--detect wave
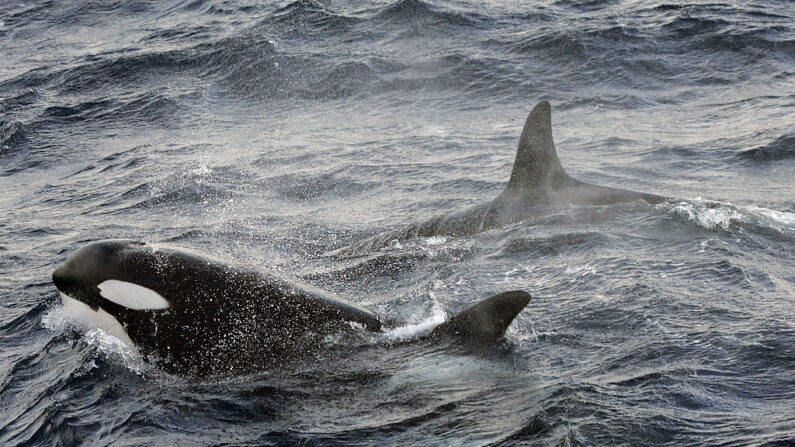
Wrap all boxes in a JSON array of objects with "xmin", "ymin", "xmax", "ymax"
[
  {"xmin": 305, "ymin": 251, "xmax": 425, "ymax": 283},
  {"xmin": 661, "ymin": 199, "xmax": 795, "ymax": 236},
  {"xmin": 3, "ymin": 0, "xmax": 788, "ymax": 118},
  {"xmin": 498, "ymin": 232, "xmax": 612, "ymax": 258},
  {"xmin": 268, "ymin": 170, "xmax": 377, "ymax": 201},
  {"xmin": 736, "ymin": 135, "xmax": 795, "ymax": 162},
  {"xmin": 141, "ymin": 24, "xmax": 214, "ymax": 44},
  {"xmin": 41, "ymin": 93, "xmax": 183, "ymax": 126},
  {"xmin": 0, "ymin": 89, "xmax": 39, "ymax": 114},
  {"xmin": 0, "ymin": 33, "xmax": 377, "ymax": 103},
  {"xmin": 376, "ymin": 0, "xmax": 487, "ymax": 27},
  {"xmin": 267, "ymin": 0, "xmax": 360, "ymax": 33},
  {"xmin": 0, "ymin": 120, "xmax": 27, "ymax": 153},
  {"xmin": 1, "ymin": 0, "xmax": 155, "ymax": 30}
]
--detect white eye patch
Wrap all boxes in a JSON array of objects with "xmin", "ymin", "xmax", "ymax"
[{"xmin": 98, "ymin": 280, "xmax": 170, "ymax": 310}]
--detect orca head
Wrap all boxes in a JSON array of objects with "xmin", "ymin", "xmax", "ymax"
[{"xmin": 52, "ymin": 239, "xmax": 169, "ymax": 311}]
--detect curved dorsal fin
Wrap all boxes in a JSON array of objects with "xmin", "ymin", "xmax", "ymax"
[
  {"xmin": 431, "ymin": 291, "xmax": 531, "ymax": 342},
  {"xmin": 506, "ymin": 101, "xmax": 570, "ymax": 192}
]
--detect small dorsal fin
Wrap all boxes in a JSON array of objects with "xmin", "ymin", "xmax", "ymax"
[
  {"xmin": 506, "ymin": 101, "xmax": 570, "ymax": 191},
  {"xmin": 431, "ymin": 291, "xmax": 531, "ymax": 342}
]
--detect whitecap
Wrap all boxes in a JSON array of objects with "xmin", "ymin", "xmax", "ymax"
[
  {"xmin": 662, "ymin": 199, "xmax": 795, "ymax": 233},
  {"xmin": 746, "ymin": 206, "xmax": 795, "ymax": 229},
  {"xmin": 190, "ymin": 164, "xmax": 212, "ymax": 176},
  {"xmin": 665, "ymin": 199, "xmax": 744, "ymax": 231}
]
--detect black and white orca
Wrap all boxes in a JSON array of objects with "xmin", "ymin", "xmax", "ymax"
[
  {"xmin": 347, "ymin": 101, "xmax": 668, "ymax": 251},
  {"xmin": 52, "ymin": 239, "xmax": 530, "ymax": 375}
]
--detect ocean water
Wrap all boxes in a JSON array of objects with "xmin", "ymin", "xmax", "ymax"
[{"xmin": 1, "ymin": 0, "xmax": 793, "ymax": 445}]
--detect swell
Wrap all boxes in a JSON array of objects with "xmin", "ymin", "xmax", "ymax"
[
  {"xmin": 1, "ymin": 0, "xmax": 790, "ymax": 149},
  {"xmin": 266, "ymin": 0, "xmax": 361, "ymax": 34},
  {"xmin": 736, "ymin": 135, "xmax": 795, "ymax": 162},
  {"xmin": 373, "ymin": 0, "xmax": 488, "ymax": 28}
]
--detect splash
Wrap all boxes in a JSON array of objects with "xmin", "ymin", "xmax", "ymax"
[
  {"xmin": 190, "ymin": 164, "xmax": 212, "ymax": 177},
  {"xmin": 423, "ymin": 236, "xmax": 448, "ymax": 246},
  {"xmin": 382, "ymin": 295, "xmax": 447, "ymax": 342},
  {"xmin": 41, "ymin": 301, "xmax": 149, "ymax": 374},
  {"xmin": 81, "ymin": 329, "xmax": 149, "ymax": 374},
  {"xmin": 386, "ymin": 235, "xmax": 448, "ymax": 252}
]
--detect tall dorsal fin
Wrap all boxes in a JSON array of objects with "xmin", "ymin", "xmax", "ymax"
[{"xmin": 506, "ymin": 101, "xmax": 570, "ymax": 192}]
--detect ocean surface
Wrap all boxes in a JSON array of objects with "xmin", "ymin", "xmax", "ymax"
[{"xmin": 1, "ymin": 0, "xmax": 794, "ymax": 445}]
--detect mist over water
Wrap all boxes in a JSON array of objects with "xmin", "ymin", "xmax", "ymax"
[{"xmin": 1, "ymin": 0, "xmax": 793, "ymax": 445}]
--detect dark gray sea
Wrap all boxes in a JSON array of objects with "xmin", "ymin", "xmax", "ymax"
[{"xmin": 1, "ymin": 0, "xmax": 793, "ymax": 445}]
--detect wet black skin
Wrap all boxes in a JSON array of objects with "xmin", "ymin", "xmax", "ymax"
[
  {"xmin": 52, "ymin": 240, "xmax": 530, "ymax": 376},
  {"xmin": 53, "ymin": 240, "xmax": 382, "ymax": 375}
]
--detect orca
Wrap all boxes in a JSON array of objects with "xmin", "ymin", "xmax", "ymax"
[
  {"xmin": 51, "ymin": 239, "xmax": 530, "ymax": 375},
  {"xmin": 345, "ymin": 101, "xmax": 667, "ymax": 252}
]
